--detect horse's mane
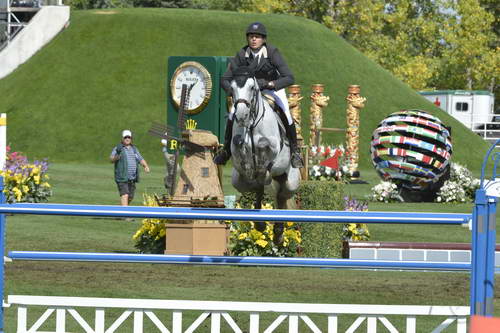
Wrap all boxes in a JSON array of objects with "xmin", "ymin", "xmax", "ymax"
[{"xmin": 232, "ymin": 66, "xmax": 254, "ymax": 88}]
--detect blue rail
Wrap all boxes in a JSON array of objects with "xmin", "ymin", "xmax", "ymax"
[
  {"xmin": 8, "ymin": 251, "xmax": 472, "ymax": 271},
  {"xmin": 0, "ymin": 203, "xmax": 471, "ymax": 225}
]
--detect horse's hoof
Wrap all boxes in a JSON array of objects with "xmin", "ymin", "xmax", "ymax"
[{"xmin": 254, "ymin": 222, "xmax": 266, "ymax": 232}]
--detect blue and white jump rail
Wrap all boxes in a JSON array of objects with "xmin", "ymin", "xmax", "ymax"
[{"xmin": 0, "ymin": 142, "xmax": 498, "ymax": 332}]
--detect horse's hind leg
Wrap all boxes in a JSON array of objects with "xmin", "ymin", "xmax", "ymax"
[
  {"xmin": 272, "ymin": 178, "xmax": 298, "ymax": 246},
  {"xmin": 254, "ymin": 189, "xmax": 266, "ymax": 232}
]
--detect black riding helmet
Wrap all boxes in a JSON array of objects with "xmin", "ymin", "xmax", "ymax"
[{"xmin": 246, "ymin": 22, "xmax": 267, "ymax": 37}]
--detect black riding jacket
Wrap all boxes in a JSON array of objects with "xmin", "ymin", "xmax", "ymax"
[{"xmin": 221, "ymin": 44, "xmax": 294, "ymax": 94}]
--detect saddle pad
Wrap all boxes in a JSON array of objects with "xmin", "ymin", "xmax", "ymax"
[{"xmin": 263, "ymin": 93, "xmax": 276, "ymax": 110}]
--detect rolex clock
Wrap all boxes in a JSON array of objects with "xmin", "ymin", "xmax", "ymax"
[
  {"xmin": 167, "ymin": 56, "xmax": 230, "ymax": 143},
  {"xmin": 170, "ymin": 61, "xmax": 212, "ymax": 115}
]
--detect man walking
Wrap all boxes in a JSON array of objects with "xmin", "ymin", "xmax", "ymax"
[{"xmin": 110, "ymin": 130, "xmax": 150, "ymax": 206}]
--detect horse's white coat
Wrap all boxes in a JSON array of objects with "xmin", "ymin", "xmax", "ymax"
[{"xmin": 230, "ymin": 77, "xmax": 300, "ymax": 208}]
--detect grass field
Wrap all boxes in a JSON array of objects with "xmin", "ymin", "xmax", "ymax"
[{"xmin": 3, "ymin": 162, "xmax": 499, "ymax": 332}]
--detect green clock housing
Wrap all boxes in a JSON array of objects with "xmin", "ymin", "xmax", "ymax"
[{"xmin": 167, "ymin": 56, "xmax": 230, "ymax": 145}]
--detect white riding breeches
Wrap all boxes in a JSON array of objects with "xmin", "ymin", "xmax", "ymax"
[{"xmin": 228, "ymin": 88, "xmax": 293, "ymax": 125}]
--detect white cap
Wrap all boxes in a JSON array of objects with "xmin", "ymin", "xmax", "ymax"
[{"xmin": 122, "ymin": 130, "xmax": 132, "ymax": 138}]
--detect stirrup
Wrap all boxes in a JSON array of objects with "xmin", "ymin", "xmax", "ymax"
[{"xmin": 214, "ymin": 150, "xmax": 231, "ymax": 165}]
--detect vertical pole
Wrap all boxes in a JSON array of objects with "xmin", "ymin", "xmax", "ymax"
[
  {"xmin": 470, "ymin": 188, "xmax": 487, "ymax": 315},
  {"xmin": 484, "ymin": 196, "xmax": 497, "ymax": 316},
  {"xmin": 0, "ymin": 176, "xmax": 5, "ymax": 333},
  {"xmin": 0, "ymin": 114, "xmax": 7, "ymax": 170}
]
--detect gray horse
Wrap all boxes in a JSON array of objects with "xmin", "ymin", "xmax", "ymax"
[{"xmin": 229, "ymin": 64, "xmax": 300, "ymax": 244}]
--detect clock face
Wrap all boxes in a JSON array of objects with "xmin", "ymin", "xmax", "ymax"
[{"xmin": 170, "ymin": 61, "xmax": 212, "ymax": 115}]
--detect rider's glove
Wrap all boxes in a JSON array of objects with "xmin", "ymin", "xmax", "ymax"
[
  {"xmin": 257, "ymin": 79, "xmax": 268, "ymax": 90},
  {"xmin": 115, "ymin": 144, "xmax": 123, "ymax": 154}
]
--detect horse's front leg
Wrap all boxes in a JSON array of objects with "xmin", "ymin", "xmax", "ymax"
[
  {"xmin": 255, "ymin": 137, "xmax": 274, "ymax": 185},
  {"xmin": 254, "ymin": 189, "xmax": 266, "ymax": 232}
]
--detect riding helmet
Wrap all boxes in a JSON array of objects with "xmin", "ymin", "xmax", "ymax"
[{"xmin": 246, "ymin": 22, "xmax": 267, "ymax": 37}]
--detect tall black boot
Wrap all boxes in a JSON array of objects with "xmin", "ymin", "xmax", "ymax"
[
  {"xmin": 285, "ymin": 121, "xmax": 304, "ymax": 168},
  {"xmin": 214, "ymin": 118, "xmax": 234, "ymax": 165}
]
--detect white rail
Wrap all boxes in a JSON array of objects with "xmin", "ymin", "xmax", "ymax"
[{"xmin": 7, "ymin": 295, "xmax": 469, "ymax": 333}]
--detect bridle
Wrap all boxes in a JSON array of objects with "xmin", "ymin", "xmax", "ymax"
[{"xmin": 233, "ymin": 77, "xmax": 265, "ymax": 130}]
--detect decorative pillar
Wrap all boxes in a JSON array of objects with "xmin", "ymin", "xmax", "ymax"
[
  {"xmin": 309, "ymin": 84, "xmax": 330, "ymax": 147},
  {"xmin": 345, "ymin": 85, "xmax": 366, "ymax": 179},
  {"xmin": 288, "ymin": 85, "xmax": 303, "ymax": 143}
]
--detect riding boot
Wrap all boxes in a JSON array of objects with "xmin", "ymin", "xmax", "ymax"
[
  {"xmin": 285, "ymin": 122, "xmax": 304, "ymax": 168},
  {"xmin": 214, "ymin": 118, "xmax": 234, "ymax": 165}
]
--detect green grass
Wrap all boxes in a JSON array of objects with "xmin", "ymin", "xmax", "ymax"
[
  {"xmin": 0, "ymin": 8, "xmax": 490, "ymax": 170},
  {"xmin": 3, "ymin": 162, "xmax": 499, "ymax": 331}
]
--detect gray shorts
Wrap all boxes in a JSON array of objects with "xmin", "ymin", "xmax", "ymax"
[{"xmin": 117, "ymin": 181, "xmax": 136, "ymax": 199}]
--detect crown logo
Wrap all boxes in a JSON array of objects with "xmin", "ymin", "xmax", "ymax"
[{"xmin": 185, "ymin": 119, "xmax": 197, "ymax": 130}]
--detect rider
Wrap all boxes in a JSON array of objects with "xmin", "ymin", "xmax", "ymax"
[{"xmin": 214, "ymin": 22, "xmax": 304, "ymax": 168}]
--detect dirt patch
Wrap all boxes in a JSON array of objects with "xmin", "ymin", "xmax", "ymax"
[{"xmin": 93, "ymin": 11, "xmax": 117, "ymax": 15}]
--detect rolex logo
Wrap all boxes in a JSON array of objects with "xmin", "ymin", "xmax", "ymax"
[{"xmin": 185, "ymin": 119, "xmax": 197, "ymax": 130}]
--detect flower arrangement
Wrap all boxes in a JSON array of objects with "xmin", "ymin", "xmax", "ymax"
[
  {"xmin": 342, "ymin": 196, "xmax": 370, "ymax": 241},
  {"xmin": 370, "ymin": 181, "xmax": 401, "ymax": 203},
  {"xmin": 229, "ymin": 193, "xmax": 301, "ymax": 257},
  {"xmin": 133, "ymin": 194, "xmax": 166, "ymax": 253},
  {"xmin": 1, "ymin": 146, "xmax": 52, "ymax": 203},
  {"xmin": 435, "ymin": 162, "xmax": 479, "ymax": 203},
  {"xmin": 308, "ymin": 144, "xmax": 347, "ymax": 181}
]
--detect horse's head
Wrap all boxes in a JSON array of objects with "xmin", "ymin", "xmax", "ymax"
[{"xmin": 230, "ymin": 64, "xmax": 259, "ymax": 129}]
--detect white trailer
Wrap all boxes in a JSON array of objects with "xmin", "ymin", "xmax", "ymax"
[{"xmin": 419, "ymin": 90, "xmax": 496, "ymax": 132}]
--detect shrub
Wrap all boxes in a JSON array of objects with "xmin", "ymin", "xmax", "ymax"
[
  {"xmin": 133, "ymin": 194, "xmax": 166, "ymax": 253},
  {"xmin": 435, "ymin": 162, "xmax": 479, "ymax": 203},
  {"xmin": 296, "ymin": 181, "xmax": 345, "ymax": 258},
  {"xmin": 228, "ymin": 192, "xmax": 301, "ymax": 257},
  {"xmin": 370, "ymin": 181, "xmax": 401, "ymax": 202},
  {"xmin": 1, "ymin": 147, "xmax": 52, "ymax": 203}
]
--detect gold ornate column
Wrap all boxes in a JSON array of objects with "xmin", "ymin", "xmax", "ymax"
[
  {"xmin": 288, "ymin": 85, "xmax": 303, "ymax": 143},
  {"xmin": 345, "ymin": 85, "xmax": 366, "ymax": 178},
  {"xmin": 310, "ymin": 84, "xmax": 330, "ymax": 147}
]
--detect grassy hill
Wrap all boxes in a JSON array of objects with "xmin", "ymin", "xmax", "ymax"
[{"xmin": 0, "ymin": 8, "xmax": 490, "ymax": 169}]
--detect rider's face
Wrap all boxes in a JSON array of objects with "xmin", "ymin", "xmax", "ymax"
[{"xmin": 247, "ymin": 34, "xmax": 265, "ymax": 50}]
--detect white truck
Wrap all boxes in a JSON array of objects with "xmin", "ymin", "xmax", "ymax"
[{"xmin": 419, "ymin": 90, "xmax": 497, "ymax": 136}]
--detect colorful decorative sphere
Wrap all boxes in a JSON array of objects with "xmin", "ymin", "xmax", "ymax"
[{"xmin": 370, "ymin": 110, "xmax": 452, "ymax": 191}]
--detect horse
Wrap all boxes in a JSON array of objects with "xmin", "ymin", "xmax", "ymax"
[{"xmin": 228, "ymin": 63, "xmax": 301, "ymax": 244}]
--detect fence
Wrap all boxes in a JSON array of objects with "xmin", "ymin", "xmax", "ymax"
[{"xmin": 0, "ymin": 143, "xmax": 498, "ymax": 332}]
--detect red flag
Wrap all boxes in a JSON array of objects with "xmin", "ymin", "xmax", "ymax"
[{"xmin": 319, "ymin": 150, "xmax": 342, "ymax": 170}]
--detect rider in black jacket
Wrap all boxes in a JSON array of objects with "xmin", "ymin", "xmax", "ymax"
[{"xmin": 214, "ymin": 22, "xmax": 304, "ymax": 168}]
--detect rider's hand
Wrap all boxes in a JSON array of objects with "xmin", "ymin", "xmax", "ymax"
[
  {"xmin": 257, "ymin": 79, "xmax": 268, "ymax": 90},
  {"xmin": 115, "ymin": 144, "xmax": 123, "ymax": 154}
]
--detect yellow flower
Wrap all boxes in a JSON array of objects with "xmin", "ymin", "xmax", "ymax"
[
  {"xmin": 22, "ymin": 185, "xmax": 29, "ymax": 193},
  {"xmin": 13, "ymin": 187, "xmax": 22, "ymax": 201},
  {"xmin": 42, "ymin": 182, "xmax": 51, "ymax": 188},
  {"xmin": 249, "ymin": 229, "xmax": 262, "ymax": 241},
  {"xmin": 33, "ymin": 175, "xmax": 40, "ymax": 184},
  {"xmin": 255, "ymin": 239, "xmax": 268, "ymax": 248},
  {"xmin": 238, "ymin": 233, "xmax": 248, "ymax": 240},
  {"xmin": 286, "ymin": 222, "xmax": 294, "ymax": 227},
  {"xmin": 44, "ymin": 174, "xmax": 50, "ymax": 180}
]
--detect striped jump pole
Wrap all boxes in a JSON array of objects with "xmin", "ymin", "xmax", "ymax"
[
  {"xmin": 7, "ymin": 251, "xmax": 472, "ymax": 271},
  {"xmin": 0, "ymin": 203, "xmax": 472, "ymax": 225}
]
